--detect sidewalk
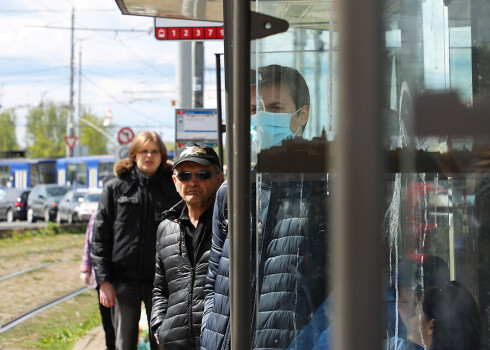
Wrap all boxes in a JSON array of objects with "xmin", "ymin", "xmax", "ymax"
[{"xmin": 72, "ymin": 325, "xmax": 107, "ymax": 350}]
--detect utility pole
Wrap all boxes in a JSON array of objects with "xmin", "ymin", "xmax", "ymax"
[
  {"xmin": 77, "ymin": 45, "xmax": 82, "ymax": 156},
  {"xmin": 66, "ymin": 7, "xmax": 75, "ymax": 157},
  {"xmin": 192, "ymin": 42, "xmax": 204, "ymax": 108}
]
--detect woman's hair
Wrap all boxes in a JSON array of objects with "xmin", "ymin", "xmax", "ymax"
[
  {"xmin": 422, "ymin": 281, "xmax": 481, "ymax": 350},
  {"xmin": 114, "ymin": 130, "xmax": 169, "ymax": 177}
]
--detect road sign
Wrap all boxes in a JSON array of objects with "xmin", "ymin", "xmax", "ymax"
[
  {"xmin": 118, "ymin": 127, "xmax": 135, "ymax": 145},
  {"xmin": 117, "ymin": 145, "xmax": 130, "ymax": 160},
  {"xmin": 154, "ymin": 18, "xmax": 223, "ymax": 41},
  {"xmin": 103, "ymin": 109, "xmax": 112, "ymax": 127},
  {"xmin": 64, "ymin": 136, "xmax": 78, "ymax": 150}
]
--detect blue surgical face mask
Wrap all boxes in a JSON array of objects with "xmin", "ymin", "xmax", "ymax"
[{"xmin": 250, "ymin": 108, "xmax": 301, "ymax": 151}]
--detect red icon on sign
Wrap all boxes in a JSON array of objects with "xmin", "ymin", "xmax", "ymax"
[
  {"xmin": 64, "ymin": 136, "xmax": 78, "ymax": 150},
  {"xmin": 193, "ymin": 27, "xmax": 204, "ymax": 39},
  {"xmin": 181, "ymin": 27, "xmax": 192, "ymax": 39},
  {"xmin": 118, "ymin": 127, "xmax": 135, "ymax": 145},
  {"xmin": 167, "ymin": 28, "xmax": 180, "ymax": 39},
  {"xmin": 155, "ymin": 26, "xmax": 224, "ymax": 40},
  {"xmin": 217, "ymin": 27, "xmax": 224, "ymax": 39},
  {"xmin": 205, "ymin": 27, "xmax": 216, "ymax": 39}
]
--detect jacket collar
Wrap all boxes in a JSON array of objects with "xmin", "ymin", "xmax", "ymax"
[{"xmin": 163, "ymin": 199, "xmax": 186, "ymax": 221}]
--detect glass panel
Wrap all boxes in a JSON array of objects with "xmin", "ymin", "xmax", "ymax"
[
  {"xmin": 66, "ymin": 164, "xmax": 76, "ymax": 187},
  {"xmin": 251, "ymin": 0, "xmax": 490, "ymax": 349},
  {"xmin": 0, "ymin": 165, "xmax": 10, "ymax": 187},
  {"xmin": 381, "ymin": 0, "xmax": 490, "ymax": 349},
  {"xmin": 98, "ymin": 162, "xmax": 114, "ymax": 185},
  {"xmin": 251, "ymin": 4, "xmax": 332, "ymax": 347},
  {"xmin": 29, "ymin": 164, "xmax": 38, "ymax": 187},
  {"xmin": 38, "ymin": 162, "xmax": 56, "ymax": 184}
]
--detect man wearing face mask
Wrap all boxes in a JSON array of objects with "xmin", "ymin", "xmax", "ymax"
[
  {"xmin": 201, "ymin": 65, "xmax": 327, "ymax": 350},
  {"xmin": 250, "ymin": 64, "xmax": 310, "ymax": 152}
]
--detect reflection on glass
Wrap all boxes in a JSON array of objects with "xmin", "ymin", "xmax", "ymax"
[{"xmin": 251, "ymin": 0, "xmax": 490, "ymax": 348}]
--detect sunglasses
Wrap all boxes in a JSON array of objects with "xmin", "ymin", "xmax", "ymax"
[{"xmin": 176, "ymin": 171, "xmax": 216, "ymax": 182}]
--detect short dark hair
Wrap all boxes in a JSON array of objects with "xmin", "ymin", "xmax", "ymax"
[
  {"xmin": 423, "ymin": 281, "xmax": 481, "ymax": 350},
  {"xmin": 255, "ymin": 64, "xmax": 310, "ymax": 110}
]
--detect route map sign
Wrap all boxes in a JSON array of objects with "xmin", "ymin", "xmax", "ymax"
[
  {"xmin": 175, "ymin": 109, "xmax": 218, "ymax": 144},
  {"xmin": 154, "ymin": 18, "xmax": 223, "ymax": 41}
]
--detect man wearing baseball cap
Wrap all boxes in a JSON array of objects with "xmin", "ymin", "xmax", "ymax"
[{"xmin": 150, "ymin": 142, "xmax": 223, "ymax": 349}]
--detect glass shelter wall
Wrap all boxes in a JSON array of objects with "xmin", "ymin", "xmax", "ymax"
[{"xmin": 250, "ymin": 0, "xmax": 490, "ymax": 348}]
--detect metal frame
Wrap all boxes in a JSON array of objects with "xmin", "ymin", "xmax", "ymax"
[{"xmin": 332, "ymin": 0, "xmax": 384, "ymax": 349}]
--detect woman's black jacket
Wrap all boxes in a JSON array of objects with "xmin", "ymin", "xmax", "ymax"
[{"xmin": 90, "ymin": 167, "xmax": 180, "ymax": 285}]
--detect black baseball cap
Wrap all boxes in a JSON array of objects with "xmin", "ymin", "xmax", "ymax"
[{"xmin": 172, "ymin": 142, "xmax": 221, "ymax": 170}]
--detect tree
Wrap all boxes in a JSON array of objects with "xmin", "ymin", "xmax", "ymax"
[
  {"xmin": 80, "ymin": 111, "xmax": 108, "ymax": 155},
  {"xmin": 26, "ymin": 102, "xmax": 67, "ymax": 157},
  {"xmin": 0, "ymin": 110, "xmax": 19, "ymax": 151}
]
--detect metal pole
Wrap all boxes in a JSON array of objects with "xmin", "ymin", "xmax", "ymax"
[
  {"xmin": 192, "ymin": 42, "xmax": 204, "ymax": 108},
  {"xmin": 67, "ymin": 7, "xmax": 75, "ymax": 157},
  {"xmin": 77, "ymin": 46, "xmax": 82, "ymax": 156},
  {"xmin": 230, "ymin": 0, "xmax": 251, "ymax": 347},
  {"xmin": 333, "ymin": 0, "xmax": 383, "ymax": 350},
  {"xmin": 215, "ymin": 53, "xmax": 224, "ymax": 165}
]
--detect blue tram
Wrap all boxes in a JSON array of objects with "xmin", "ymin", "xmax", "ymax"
[
  {"xmin": 55, "ymin": 155, "xmax": 115, "ymax": 190},
  {"xmin": 0, "ymin": 158, "xmax": 57, "ymax": 189}
]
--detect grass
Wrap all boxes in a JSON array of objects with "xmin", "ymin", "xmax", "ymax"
[
  {"xmin": 0, "ymin": 224, "xmax": 100, "ymax": 350},
  {"xmin": 0, "ymin": 289, "xmax": 101, "ymax": 350}
]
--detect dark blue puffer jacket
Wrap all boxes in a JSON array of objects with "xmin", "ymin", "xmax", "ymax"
[{"xmin": 200, "ymin": 183, "xmax": 231, "ymax": 350}]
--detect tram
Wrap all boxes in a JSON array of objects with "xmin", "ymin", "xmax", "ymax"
[
  {"xmin": 0, "ymin": 158, "xmax": 57, "ymax": 189},
  {"xmin": 114, "ymin": 0, "xmax": 490, "ymax": 348},
  {"xmin": 55, "ymin": 155, "xmax": 115, "ymax": 190}
]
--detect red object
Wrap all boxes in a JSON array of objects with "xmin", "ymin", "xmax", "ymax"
[
  {"xmin": 193, "ymin": 27, "xmax": 204, "ymax": 39},
  {"xmin": 155, "ymin": 28, "xmax": 167, "ymax": 40},
  {"xmin": 217, "ymin": 27, "xmax": 224, "ymax": 39},
  {"xmin": 180, "ymin": 27, "xmax": 192, "ymax": 39},
  {"xmin": 15, "ymin": 200, "xmax": 23, "ymax": 208},
  {"xmin": 204, "ymin": 27, "xmax": 216, "ymax": 39},
  {"xmin": 64, "ymin": 136, "xmax": 78, "ymax": 150},
  {"xmin": 167, "ymin": 27, "xmax": 180, "ymax": 39},
  {"xmin": 117, "ymin": 127, "xmax": 135, "ymax": 145}
]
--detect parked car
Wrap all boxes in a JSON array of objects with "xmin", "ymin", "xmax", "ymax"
[
  {"xmin": 78, "ymin": 192, "xmax": 101, "ymax": 222},
  {"xmin": 0, "ymin": 188, "xmax": 31, "ymax": 222},
  {"xmin": 56, "ymin": 190, "xmax": 86, "ymax": 224},
  {"xmin": 27, "ymin": 184, "xmax": 71, "ymax": 223}
]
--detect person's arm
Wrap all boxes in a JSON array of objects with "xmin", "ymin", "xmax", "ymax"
[
  {"xmin": 202, "ymin": 183, "xmax": 228, "ymax": 331},
  {"xmin": 151, "ymin": 225, "xmax": 169, "ymax": 336},
  {"xmin": 90, "ymin": 185, "xmax": 116, "ymax": 306},
  {"xmin": 80, "ymin": 212, "xmax": 96, "ymax": 284}
]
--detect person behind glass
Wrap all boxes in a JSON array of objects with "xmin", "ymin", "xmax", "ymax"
[
  {"xmin": 90, "ymin": 131, "xmax": 180, "ymax": 350},
  {"xmin": 201, "ymin": 64, "xmax": 314, "ymax": 350},
  {"xmin": 80, "ymin": 210, "xmax": 116, "ymax": 350},
  {"xmin": 411, "ymin": 281, "xmax": 482, "ymax": 350},
  {"xmin": 150, "ymin": 142, "xmax": 223, "ymax": 349}
]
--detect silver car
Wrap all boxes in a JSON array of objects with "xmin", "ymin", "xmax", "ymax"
[{"xmin": 56, "ymin": 190, "xmax": 86, "ymax": 224}]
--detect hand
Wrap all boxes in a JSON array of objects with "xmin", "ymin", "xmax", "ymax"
[
  {"xmin": 99, "ymin": 281, "xmax": 116, "ymax": 307},
  {"xmin": 80, "ymin": 272, "xmax": 91, "ymax": 285}
]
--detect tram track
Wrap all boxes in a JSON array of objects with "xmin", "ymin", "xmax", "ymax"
[
  {"xmin": 0, "ymin": 286, "xmax": 92, "ymax": 334},
  {"xmin": 0, "ymin": 260, "xmax": 62, "ymax": 282}
]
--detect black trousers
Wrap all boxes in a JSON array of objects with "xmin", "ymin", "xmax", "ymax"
[{"xmin": 98, "ymin": 289, "xmax": 116, "ymax": 350}]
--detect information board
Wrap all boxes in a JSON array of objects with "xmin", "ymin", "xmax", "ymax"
[{"xmin": 175, "ymin": 109, "xmax": 218, "ymax": 143}]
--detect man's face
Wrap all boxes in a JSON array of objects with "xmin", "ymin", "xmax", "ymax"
[
  {"xmin": 135, "ymin": 141, "xmax": 162, "ymax": 177},
  {"xmin": 251, "ymin": 82, "xmax": 309, "ymax": 134},
  {"xmin": 172, "ymin": 162, "xmax": 223, "ymax": 209}
]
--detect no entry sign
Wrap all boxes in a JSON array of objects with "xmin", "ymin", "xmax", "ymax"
[{"xmin": 118, "ymin": 127, "xmax": 135, "ymax": 145}]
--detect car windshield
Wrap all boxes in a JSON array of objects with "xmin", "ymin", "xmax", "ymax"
[
  {"xmin": 47, "ymin": 187, "xmax": 70, "ymax": 197},
  {"xmin": 85, "ymin": 193, "xmax": 101, "ymax": 203},
  {"xmin": 74, "ymin": 193, "xmax": 85, "ymax": 201}
]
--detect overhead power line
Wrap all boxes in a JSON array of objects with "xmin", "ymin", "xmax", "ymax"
[{"xmin": 26, "ymin": 25, "xmax": 151, "ymax": 33}]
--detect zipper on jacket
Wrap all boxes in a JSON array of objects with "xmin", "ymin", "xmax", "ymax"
[
  {"xmin": 138, "ymin": 177, "xmax": 149, "ymax": 279},
  {"xmin": 189, "ymin": 267, "xmax": 196, "ymax": 349}
]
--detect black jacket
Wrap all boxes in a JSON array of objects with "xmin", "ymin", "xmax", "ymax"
[
  {"xmin": 90, "ymin": 167, "xmax": 180, "ymax": 285},
  {"xmin": 151, "ymin": 200, "xmax": 213, "ymax": 350}
]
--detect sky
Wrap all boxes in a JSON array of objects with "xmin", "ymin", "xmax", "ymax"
[{"xmin": 0, "ymin": 0, "xmax": 224, "ymax": 149}]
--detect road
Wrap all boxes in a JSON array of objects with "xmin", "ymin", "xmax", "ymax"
[{"xmin": 0, "ymin": 221, "xmax": 47, "ymax": 231}]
